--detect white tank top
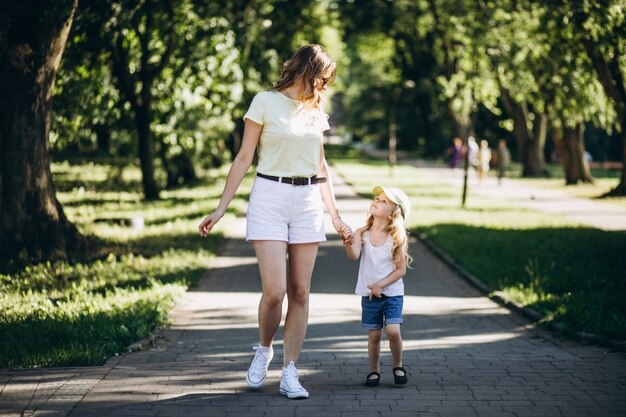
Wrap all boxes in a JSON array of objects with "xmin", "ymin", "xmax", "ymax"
[{"xmin": 355, "ymin": 232, "xmax": 405, "ymax": 297}]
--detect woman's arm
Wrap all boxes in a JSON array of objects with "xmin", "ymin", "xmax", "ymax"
[
  {"xmin": 199, "ymin": 120, "xmax": 262, "ymax": 237},
  {"xmin": 319, "ymin": 141, "xmax": 353, "ymax": 243}
]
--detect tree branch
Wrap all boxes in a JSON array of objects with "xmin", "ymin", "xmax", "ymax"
[
  {"xmin": 134, "ymin": 6, "xmax": 151, "ymax": 81},
  {"xmin": 111, "ymin": 34, "xmax": 139, "ymax": 112},
  {"xmin": 153, "ymin": 0, "xmax": 176, "ymax": 77}
]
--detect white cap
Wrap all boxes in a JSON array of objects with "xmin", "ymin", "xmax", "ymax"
[{"xmin": 373, "ymin": 186, "xmax": 411, "ymax": 219}]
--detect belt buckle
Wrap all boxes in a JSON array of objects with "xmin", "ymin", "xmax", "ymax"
[{"xmin": 291, "ymin": 177, "xmax": 296, "ymax": 185}]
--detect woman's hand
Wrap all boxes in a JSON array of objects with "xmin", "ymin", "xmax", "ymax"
[
  {"xmin": 332, "ymin": 217, "xmax": 353, "ymax": 245},
  {"xmin": 198, "ymin": 212, "xmax": 223, "ymax": 237}
]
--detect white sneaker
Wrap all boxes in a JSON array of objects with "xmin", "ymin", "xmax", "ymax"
[
  {"xmin": 279, "ymin": 361, "xmax": 309, "ymax": 399},
  {"xmin": 246, "ymin": 344, "xmax": 273, "ymax": 389}
]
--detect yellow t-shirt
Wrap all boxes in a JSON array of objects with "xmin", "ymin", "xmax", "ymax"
[{"xmin": 243, "ymin": 91, "xmax": 330, "ymax": 177}]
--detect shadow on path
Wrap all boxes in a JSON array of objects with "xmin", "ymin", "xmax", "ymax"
[{"xmin": 2, "ymin": 169, "xmax": 625, "ymax": 417}]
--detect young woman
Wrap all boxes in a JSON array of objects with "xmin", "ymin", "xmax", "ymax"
[{"xmin": 198, "ymin": 44, "xmax": 352, "ymax": 399}]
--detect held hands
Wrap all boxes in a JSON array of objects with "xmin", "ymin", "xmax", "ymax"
[
  {"xmin": 367, "ymin": 283, "xmax": 383, "ymax": 300},
  {"xmin": 332, "ymin": 217, "xmax": 353, "ymax": 245},
  {"xmin": 198, "ymin": 211, "xmax": 223, "ymax": 237}
]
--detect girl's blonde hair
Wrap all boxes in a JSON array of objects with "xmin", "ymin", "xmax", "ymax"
[
  {"xmin": 271, "ymin": 44, "xmax": 336, "ymax": 110},
  {"xmin": 362, "ymin": 205, "xmax": 413, "ymax": 267}
]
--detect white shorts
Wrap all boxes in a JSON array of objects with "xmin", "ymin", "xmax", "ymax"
[{"xmin": 246, "ymin": 176, "xmax": 326, "ymax": 244}]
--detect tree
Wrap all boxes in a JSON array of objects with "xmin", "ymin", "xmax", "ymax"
[
  {"xmin": 56, "ymin": 0, "xmax": 245, "ymax": 195},
  {"xmin": 109, "ymin": 0, "xmax": 177, "ymax": 200},
  {"xmin": 475, "ymin": 0, "xmax": 609, "ymax": 181},
  {"xmin": 568, "ymin": 1, "xmax": 626, "ymax": 195},
  {"xmin": 0, "ymin": 0, "xmax": 85, "ymax": 265},
  {"xmin": 52, "ymin": 30, "xmax": 125, "ymax": 156},
  {"xmin": 53, "ymin": 0, "xmax": 323, "ymax": 195},
  {"xmin": 336, "ymin": 0, "xmax": 451, "ymax": 153}
]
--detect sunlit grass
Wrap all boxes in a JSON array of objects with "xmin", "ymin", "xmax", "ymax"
[
  {"xmin": 505, "ymin": 162, "xmax": 626, "ymax": 208},
  {"xmin": 0, "ymin": 159, "xmax": 248, "ymax": 368},
  {"xmin": 333, "ymin": 158, "xmax": 626, "ymax": 341}
]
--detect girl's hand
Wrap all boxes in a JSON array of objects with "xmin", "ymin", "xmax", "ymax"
[
  {"xmin": 367, "ymin": 283, "xmax": 383, "ymax": 300},
  {"xmin": 341, "ymin": 226, "xmax": 354, "ymax": 246},
  {"xmin": 198, "ymin": 212, "xmax": 223, "ymax": 237}
]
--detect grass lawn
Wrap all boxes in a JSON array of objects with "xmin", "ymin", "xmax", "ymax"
[
  {"xmin": 330, "ymin": 152, "xmax": 626, "ymax": 342},
  {"xmin": 507, "ymin": 162, "xmax": 626, "ymax": 209},
  {"xmin": 0, "ymin": 159, "xmax": 248, "ymax": 369}
]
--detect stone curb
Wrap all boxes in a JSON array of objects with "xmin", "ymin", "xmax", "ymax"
[{"xmin": 416, "ymin": 232, "xmax": 626, "ymax": 352}]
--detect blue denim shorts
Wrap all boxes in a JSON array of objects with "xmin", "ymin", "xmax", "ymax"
[{"xmin": 361, "ymin": 295, "xmax": 404, "ymax": 330}]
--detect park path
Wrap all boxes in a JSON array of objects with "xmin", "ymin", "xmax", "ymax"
[
  {"xmin": 408, "ymin": 158, "xmax": 626, "ymax": 232},
  {"xmin": 1, "ymin": 168, "xmax": 625, "ymax": 417}
]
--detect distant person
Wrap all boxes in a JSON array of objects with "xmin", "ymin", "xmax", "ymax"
[
  {"xmin": 477, "ymin": 140, "xmax": 492, "ymax": 183},
  {"xmin": 344, "ymin": 186, "xmax": 412, "ymax": 387},
  {"xmin": 198, "ymin": 44, "xmax": 353, "ymax": 399},
  {"xmin": 466, "ymin": 136, "xmax": 479, "ymax": 170},
  {"xmin": 495, "ymin": 139, "xmax": 511, "ymax": 185},
  {"xmin": 447, "ymin": 137, "xmax": 463, "ymax": 170}
]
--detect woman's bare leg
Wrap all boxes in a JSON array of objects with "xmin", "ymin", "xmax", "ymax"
[
  {"xmin": 283, "ymin": 242, "xmax": 319, "ymax": 366},
  {"xmin": 253, "ymin": 240, "xmax": 288, "ymax": 347}
]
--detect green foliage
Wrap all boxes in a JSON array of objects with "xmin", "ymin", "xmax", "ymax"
[
  {"xmin": 53, "ymin": 0, "xmax": 244, "ymax": 169},
  {"xmin": 0, "ymin": 275, "xmax": 183, "ymax": 368},
  {"xmin": 333, "ymin": 0, "xmax": 622, "ymax": 167},
  {"xmin": 335, "ymin": 0, "xmax": 446, "ymax": 150},
  {"xmin": 0, "ymin": 159, "xmax": 247, "ymax": 368},
  {"xmin": 52, "ymin": 0, "xmax": 330, "ymax": 190},
  {"xmin": 334, "ymin": 159, "xmax": 626, "ymax": 341},
  {"xmin": 508, "ymin": 162, "xmax": 626, "ymax": 207},
  {"xmin": 339, "ymin": 32, "xmax": 398, "ymax": 143},
  {"xmin": 427, "ymin": 225, "xmax": 626, "ymax": 340}
]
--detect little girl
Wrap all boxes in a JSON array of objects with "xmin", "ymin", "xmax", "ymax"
[{"xmin": 345, "ymin": 185, "xmax": 412, "ymax": 387}]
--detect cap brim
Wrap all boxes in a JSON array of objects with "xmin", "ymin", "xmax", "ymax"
[{"xmin": 373, "ymin": 185, "xmax": 399, "ymax": 205}]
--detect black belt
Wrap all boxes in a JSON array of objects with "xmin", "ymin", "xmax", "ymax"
[{"xmin": 257, "ymin": 172, "xmax": 326, "ymax": 186}]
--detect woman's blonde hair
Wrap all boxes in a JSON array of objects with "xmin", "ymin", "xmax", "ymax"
[
  {"xmin": 271, "ymin": 44, "xmax": 336, "ymax": 110},
  {"xmin": 361, "ymin": 205, "xmax": 413, "ymax": 267}
]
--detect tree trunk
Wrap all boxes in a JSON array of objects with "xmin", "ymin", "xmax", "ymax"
[
  {"xmin": 525, "ymin": 112, "xmax": 549, "ymax": 177},
  {"xmin": 173, "ymin": 153, "xmax": 197, "ymax": 186},
  {"xmin": 554, "ymin": 123, "xmax": 594, "ymax": 185},
  {"xmin": 577, "ymin": 21, "xmax": 626, "ymax": 195},
  {"xmin": 135, "ymin": 101, "xmax": 159, "ymax": 200},
  {"xmin": 389, "ymin": 94, "xmax": 397, "ymax": 170},
  {"xmin": 500, "ymin": 88, "xmax": 549, "ymax": 177},
  {"xmin": 0, "ymin": 1, "xmax": 85, "ymax": 266},
  {"xmin": 108, "ymin": 1, "xmax": 176, "ymax": 200},
  {"xmin": 157, "ymin": 139, "xmax": 176, "ymax": 188},
  {"xmin": 605, "ymin": 128, "xmax": 626, "ymax": 196},
  {"xmin": 228, "ymin": 118, "xmax": 244, "ymax": 156},
  {"xmin": 447, "ymin": 106, "xmax": 473, "ymax": 208},
  {"xmin": 158, "ymin": 140, "xmax": 197, "ymax": 188},
  {"xmin": 447, "ymin": 105, "xmax": 472, "ymax": 141},
  {"xmin": 94, "ymin": 122, "xmax": 111, "ymax": 154}
]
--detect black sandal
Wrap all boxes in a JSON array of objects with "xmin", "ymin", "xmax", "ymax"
[
  {"xmin": 393, "ymin": 367, "xmax": 408, "ymax": 385},
  {"xmin": 364, "ymin": 371, "xmax": 380, "ymax": 387}
]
